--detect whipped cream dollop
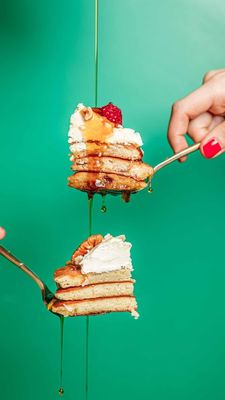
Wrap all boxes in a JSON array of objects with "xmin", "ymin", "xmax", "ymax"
[
  {"xmin": 76, "ymin": 234, "xmax": 133, "ymax": 274},
  {"xmin": 68, "ymin": 103, "xmax": 143, "ymax": 147}
]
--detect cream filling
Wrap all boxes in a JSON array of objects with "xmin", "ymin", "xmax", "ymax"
[{"xmin": 75, "ymin": 234, "xmax": 133, "ymax": 274}]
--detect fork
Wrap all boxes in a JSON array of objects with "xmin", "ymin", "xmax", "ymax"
[
  {"xmin": 153, "ymin": 142, "xmax": 200, "ymax": 174},
  {"xmin": 0, "ymin": 245, "xmax": 54, "ymax": 306}
]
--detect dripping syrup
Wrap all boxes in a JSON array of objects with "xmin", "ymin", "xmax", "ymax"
[
  {"xmin": 58, "ymin": 316, "xmax": 64, "ymax": 396},
  {"xmin": 148, "ymin": 180, "xmax": 153, "ymax": 193},
  {"xmin": 101, "ymin": 194, "xmax": 107, "ymax": 212},
  {"xmin": 88, "ymin": 194, "xmax": 94, "ymax": 236},
  {"xmin": 122, "ymin": 191, "xmax": 131, "ymax": 203}
]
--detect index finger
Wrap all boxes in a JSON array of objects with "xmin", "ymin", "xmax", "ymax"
[
  {"xmin": 0, "ymin": 227, "xmax": 6, "ymax": 240},
  {"xmin": 168, "ymin": 83, "xmax": 214, "ymax": 155}
]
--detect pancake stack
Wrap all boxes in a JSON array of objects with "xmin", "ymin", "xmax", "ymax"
[
  {"xmin": 49, "ymin": 234, "xmax": 139, "ymax": 318},
  {"xmin": 68, "ymin": 103, "xmax": 153, "ymax": 199}
]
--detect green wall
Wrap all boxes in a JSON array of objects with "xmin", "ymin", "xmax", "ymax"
[{"xmin": 1, "ymin": 1, "xmax": 225, "ymax": 399}]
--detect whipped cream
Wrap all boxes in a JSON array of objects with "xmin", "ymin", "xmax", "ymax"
[
  {"xmin": 69, "ymin": 142, "xmax": 86, "ymax": 155},
  {"xmin": 76, "ymin": 234, "xmax": 133, "ymax": 274},
  {"xmin": 68, "ymin": 103, "xmax": 143, "ymax": 147}
]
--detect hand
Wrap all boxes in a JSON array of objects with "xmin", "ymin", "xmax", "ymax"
[
  {"xmin": 0, "ymin": 227, "xmax": 6, "ymax": 240},
  {"xmin": 168, "ymin": 69, "xmax": 225, "ymax": 160}
]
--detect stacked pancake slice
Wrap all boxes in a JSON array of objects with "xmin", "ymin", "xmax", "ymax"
[
  {"xmin": 68, "ymin": 103, "xmax": 153, "ymax": 199},
  {"xmin": 49, "ymin": 234, "xmax": 139, "ymax": 318}
]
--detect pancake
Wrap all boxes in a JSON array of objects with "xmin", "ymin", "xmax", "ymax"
[
  {"xmin": 51, "ymin": 234, "xmax": 139, "ymax": 319},
  {"xmin": 49, "ymin": 296, "xmax": 138, "ymax": 317},
  {"xmin": 55, "ymin": 281, "xmax": 134, "ymax": 301},
  {"xmin": 69, "ymin": 142, "xmax": 143, "ymax": 161},
  {"xmin": 54, "ymin": 265, "xmax": 132, "ymax": 288},
  {"xmin": 68, "ymin": 172, "xmax": 147, "ymax": 193},
  {"xmin": 67, "ymin": 103, "xmax": 151, "ymax": 198},
  {"xmin": 71, "ymin": 156, "xmax": 153, "ymax": 181}
]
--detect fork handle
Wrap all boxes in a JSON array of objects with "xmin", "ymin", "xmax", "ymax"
[
  {"xmin": 154, "ymin": 142, "xmax": 201, "ymax": 173},
  {"xmin": 0, "ymin": 245, "xmax": 46, "ymax": 293}
]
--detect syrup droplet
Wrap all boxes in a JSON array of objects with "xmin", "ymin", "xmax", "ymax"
[
  {"xmin": 58, "ymin": 387, "xmax": 64, "ymax": 396},
  {"xmin": 148, "ymin": 180, "xmax": 153, "ymax": 193},
  {"xmin": 101, "ymin": 195, "xmax": 107, "ymax": 213},
  {"xmin": 122, "ymin": 191, "xmax": 131, "ymax": 203}
]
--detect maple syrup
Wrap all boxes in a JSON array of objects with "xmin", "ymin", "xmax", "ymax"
[
  {"xmin": 148, "ymin": 179, "xmax": 153, "ymax": 193},
  {"xmin": 82, "ymin": 111, "xmax": 114, "ymax": 143},
  {"xmin": 85, "ymin": 194, "xmax": 94, "ymax": 400},
  {"xmin": 122, "ymin": 191, "xmax": 131, "ymax": 203},
  {"xmin": 58, "ymin": 316, "xmax": 64, "ymax": 396},
  {"xmin": 101, "ymin": 194, "xmax": 107, "ymax": 212},
  {"xmin": 88, "ymin": 194, "xmax": 94, "ymax": 236}
]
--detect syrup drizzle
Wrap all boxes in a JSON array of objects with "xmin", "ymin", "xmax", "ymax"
[
  {"xmin": 85, "ymin": 194, "xmax": 94, "ymax": 400},
  {"xmin": 58, "ymin": 316, "xmax": 64, "ymax": 396},
  {"xmin": 85, "ymin": 2, "xmax": 98, "ymax": 400},
  {"xmin": 88, "ymin": 194, "xmax": 94, "ymax": 236},
  {"xmin": 82, "ymin": 112, "xmax": 114, "ymax": 142},
  {"xmin": 85, "ymin": 315, "xmax": 90, "ymax": 400}
]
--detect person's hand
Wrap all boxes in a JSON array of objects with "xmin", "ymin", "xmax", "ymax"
[
  {"xmin": 168, "ymin": 69, "xmax": 225, "ymax": 161},
  {"xmin": 0, "ymin": 227, "xmax": 6, "ymax": 240}
]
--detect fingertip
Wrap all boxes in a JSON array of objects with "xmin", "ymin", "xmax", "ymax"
[
  {"xmin": 178, "ymin": 156, "xmax": 187, "ymax": 163},
  {"xmin": 0, "ymin": 227, "xmax": 6, "ymax": 240},
  {"xmin": 168, "ymin": 136, "xmax": 189, "ymax": 157}
]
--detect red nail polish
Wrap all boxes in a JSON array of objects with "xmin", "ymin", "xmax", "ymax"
[{"xmin": 202, "ymin": 139, "xmax": 222, "ymax": 159}]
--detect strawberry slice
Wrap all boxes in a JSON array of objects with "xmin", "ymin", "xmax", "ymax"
[
  {"xmin": 101, "ymin": 102, "xmax": 122, "ymax": 125},
  {"xmin": 92, "ymin": 103, "xmax": 122, "ymax": 125}
]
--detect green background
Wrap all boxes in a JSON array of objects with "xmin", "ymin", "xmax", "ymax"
[{"xmin": 1, "ymin": 0, "xmax": 225, "ymax": 399}]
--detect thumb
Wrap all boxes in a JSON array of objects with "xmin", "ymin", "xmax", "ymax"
[{"xmin": 201, "ymin": 121, "xmax": 225, "ymax": 158}]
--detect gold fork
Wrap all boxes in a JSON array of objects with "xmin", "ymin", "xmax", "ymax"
[
  {"xmin": 0, "ymin": 245, "xmax": 54, "ymax": 306},
  {"xmin": 152, "ymin": 142, "xmax": 200, "ymax": 175}
]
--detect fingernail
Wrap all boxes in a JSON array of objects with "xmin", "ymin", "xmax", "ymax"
[{"xmin": 202, "ymin": 138, "xmax": 222, "ymax": 159}]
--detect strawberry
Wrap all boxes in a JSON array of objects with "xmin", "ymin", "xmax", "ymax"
[
  {"xmin": 93, "ymin": 103, "xmax": 122, "ymax": 125},
  {"xmin": 101, "ymin": 102, "xmax": 122, "ymax": 125}
]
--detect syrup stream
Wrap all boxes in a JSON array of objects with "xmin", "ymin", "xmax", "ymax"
[
  {"xmin": 58, "ymin": 316, "xmax": 65, "ymax": 396},
  {"xmin": 85, "ymin": 312, "xmax": 90, "ymax": 400},
  {"xmin": 85, "ymin": 2, "xmax": 98, "ymax": 399},
  {"xmin": 94, "ymin": 0, "xmax": 99, "ymax": 107},
  {"xmin": 85, "ymin": 195, "xmax": 94, "ymax": 400},
  {"xmin": 88, "ymin": 194, "xmax": 94, "ymax": 236}
]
